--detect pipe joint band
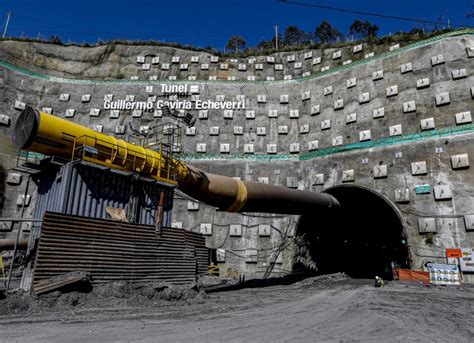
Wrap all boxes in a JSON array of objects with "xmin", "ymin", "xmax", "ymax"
[{"xmin": 226, "ymin": 180, "xmax": 248, "ymax": 212}]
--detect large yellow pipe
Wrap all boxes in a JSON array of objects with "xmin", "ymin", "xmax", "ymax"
[
  {"xmin": 13, "ymin": 107, "xmax": 186, "ymax": 185},
  {"xmin": 13, "ymin": 107, "xmax": 339, "ymax": 214}
]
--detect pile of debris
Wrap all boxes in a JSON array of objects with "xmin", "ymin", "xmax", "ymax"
[
  {"xmin": 33, "ymin": 271, "xmax": 92, "ymax": 295},
  {"xmin": 294, "ymin": 272, "xmax": 349, "ymax": 286},
  {"xmin": 1, "ymin": 271, "xmax": 207, "ymax": 315}
]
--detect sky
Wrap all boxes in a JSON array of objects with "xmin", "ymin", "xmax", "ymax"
[{"xmin": 0, "ymin": 0, "xmax": 472, "ymax": 50}]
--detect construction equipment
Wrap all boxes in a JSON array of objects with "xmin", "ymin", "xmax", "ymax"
[{"xmin": 12, "ymin": 107, "xmax": 339, "ymax": 215}]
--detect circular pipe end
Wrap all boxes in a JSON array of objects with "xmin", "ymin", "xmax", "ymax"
[{"xmin": 12, "ymin": 106, "xmax": 40, "ymax": 149}]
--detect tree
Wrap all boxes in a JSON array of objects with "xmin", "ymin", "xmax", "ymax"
[
  {"xmin": 349, "ymin": 20, "xmax": 379, "ymax": 39},
  {"xmin": 315, "ymin": 21, "xmax": 332, "ymax": 44},
  {"xmin": 226, "ymin": 35, "xmax": 246, "ymax": 52},
  {"xmin": 409, "ymin": 27, "xmax": 425, "ymax": 35},
  {"xmin": 284, "ymin": 25, "xmax": 312, "ymax": 46},
  {"xmin": 49, "ymin": 35, "xmax": 63, "ymax": 45},
  {"xmin": 349, "ymin": 20, "xmax": 365, "ymax": 39},
  {"xmin": 366, "ymin": 22, "xmax": 379, "ymax": 38},
  {"xmin": 315, "ymin": 21, "xmax": 343, "ymax": 44},
  {"xmin": 256, "ymin": 32, "xmax": 284, "ymax": 51}
]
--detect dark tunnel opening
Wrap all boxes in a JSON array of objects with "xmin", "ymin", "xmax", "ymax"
[{"xmin": 295, "ymin": 185, "xmax": 410, "ymax": 280}]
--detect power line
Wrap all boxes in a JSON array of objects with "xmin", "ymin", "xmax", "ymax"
[{"xmin": 276, "ymin": 0, "xmax": 472, "ymax": 29}]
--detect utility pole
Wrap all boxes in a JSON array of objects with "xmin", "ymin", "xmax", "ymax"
[
  {"xmin": 274, "ymin": 25, "xmax": 279, "ymax": 50},
  {"xmin": 2, "ymin": 11, "xmax": 12, "ymax": 38}
]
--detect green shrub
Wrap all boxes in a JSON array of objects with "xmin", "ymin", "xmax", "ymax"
[{"xmin": 424, "ymin": 233, "xmax": 435, "ymax": 245}]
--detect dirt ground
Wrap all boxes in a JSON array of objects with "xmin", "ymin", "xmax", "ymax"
[{"xmin": 1, "ymin": 274, "xmax": 473, "ymax": 342}]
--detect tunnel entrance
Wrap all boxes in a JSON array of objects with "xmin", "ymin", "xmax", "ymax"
[{"xmin": 295, "ymin": 185, "xmax": 410, "ymax": 279}]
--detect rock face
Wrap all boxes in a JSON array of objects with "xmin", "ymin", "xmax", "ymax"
[
  {"xmin": 0, "ymin": 36, "xmax": 424, "ymax": 81},
  {"xmin": 0, "ymin": 30, "xmax": 473, "ymax": 282}
]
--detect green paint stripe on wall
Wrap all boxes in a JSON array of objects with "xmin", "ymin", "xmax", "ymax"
[{"xmin": 181, "ymin": 124, "xmax": 474, "ymax": 162}]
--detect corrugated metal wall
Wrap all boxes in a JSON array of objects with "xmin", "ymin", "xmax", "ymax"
[
  {"xmin": 32, "ymin": 161, "xmax": 174, "ymax": 226},
  {"xmin": 32, "ymin": 212, "xmax": 208, "ymax": 289}
]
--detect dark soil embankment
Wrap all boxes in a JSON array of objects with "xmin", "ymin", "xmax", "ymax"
[{"xmin": 1, "ymin": 280, "xmax": 206, "ymax": 316}]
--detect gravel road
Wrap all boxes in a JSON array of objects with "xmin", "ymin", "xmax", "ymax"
[{"xmin": 1, "ymin": 276, "xmax": 473, "ymax": 342}]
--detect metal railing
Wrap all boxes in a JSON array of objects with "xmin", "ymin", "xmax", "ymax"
[
  {"xmin": 11, "ymin": 150, "xmax": 45, "ymax": 171},
  {"xmin": 70, "ymin": 133, "xmax": 180, "ymax": 184}
]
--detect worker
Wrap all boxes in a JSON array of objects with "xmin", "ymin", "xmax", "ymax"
[{"xmin": 374, "ymin": 276, "xmax": 384, "ymax": 287}]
